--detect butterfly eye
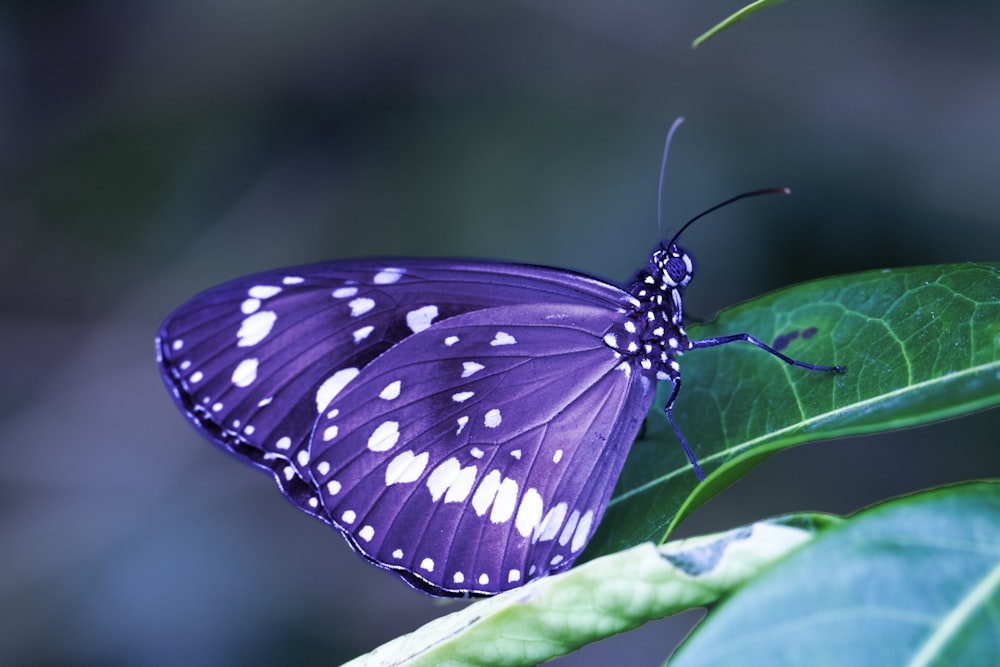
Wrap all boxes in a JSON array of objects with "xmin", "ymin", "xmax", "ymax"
[{"xmin": 664, "ymin": 256, "xmax": 690, "ymax": 285}]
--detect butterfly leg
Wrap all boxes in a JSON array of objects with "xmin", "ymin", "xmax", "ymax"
[
  {"xmin": 690, "ymin": 333, "xmax": 846, "ymax": 374},
  {"xmin": 664, "ymin": 378, "xmax": 706, "ymax": 481}
]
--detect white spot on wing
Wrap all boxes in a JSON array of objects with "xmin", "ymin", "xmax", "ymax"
[
  {"xmin": 515, "ymin": 488, "xmax": 543, "ymax": 538},
  {"xmin": 315, "ymin": 367, "xmax": 359, "ymax": 413},
  {"xmin": 379, "ymin": 380, "xmax": 402, "ymax": 400},
  {"xmin": 282, "ymin": 276, "xmax": 304, "ymax": 285},
  {"xmin": 349, "ymin": 297, "xmax": 376, "ymax": 317},
  {"xmin": 426, "ymin": 457, "xmax": 477, "ymax": 503},
  {"xmin": 322, "ymin": 425, "xmax": 339, "ymax": 441},
  {"xmin": 420, "ymin": 558, "xmax": 434, "ymax": 572},
  {"xmin": 446, "ymin": 466, "xmax": 477, "ymax": 503},
  {"xmin": 231, "ymin": 358, "xmax": 259, "ymax": 387},
  {"xmin": 248, "ymin": 285, "xmax": 281, "ymax": 299},
  {"xmin": 297, "ymin": 450, "xmax": 309, "ymax": 466},
  {"xmin": 237, "ymin": 311, "xmax": 277, "ymax": 347},
  {"xmin": 341, "ymin": 510, "xmax": 356, "ymax": 524},
  {"xmin": 484, "ymin": 408, "xmax": 501, "ymax": 428},
  {"xmin": 172, "ymin": 339, "xmax": 184, "ymax": 351},
  {"xmin": 471, "ymin": 470, "xmax": 502, "ymax": 516},
  {"xmin": 572, "ymin": 510, "xmax": 595, "ymax": 552},
  {"xmin": 478, "ymin": 573, "xmax": 489, "ymax": 585},
  {"xmin": 536, "ymin": 502, "xmax": 567, "ymax": 542},
  {"xmin": 444, "ymin": 335, "xmax": 459, "ymax": 346},
  {"xmin": 367, "ymin": 420, "xmax": 400, "ymax": 452},
  {"xmin": 241, "ymin": 298, "xmax": 260, "ymax": 314},
  {"xmin": 276, "ymin": 436, "xmax": 292, "ymax": 450},
  {"xmin": 359, "ymin": 525, "xmax": 375, "ymax": 542},
  {"xmin": 456, "ymin": 416, "xmax": 469, "ymax": 435},
  {"xmin": 353, "ymin": 325, "xmax": 374, "ymax": 343},
  {"xmin": 461, "ymin": 361, "xmax": 485, "ymax": 378},
  {"xmin": 490, "ymin": 477, "xmax": 518, "ymax": 523},
  {"xmin": 373, "ymin": 267, "xmax": 405, "ymax": 284},
  {"xmin": 406, "ymin": 305, "xmax": 439, "ymax": 333},
  {"xmin": 508, "ymin": 569, "xmax": 521, "ymax": 583},
  {"xmin": 426, "ymin": 458, "xmax": 458, "ymax": 501},
  {"xmin": 316, "ymin": 461, "xmax": 330, "ymax": 476},
  {"xmin": 452, "ymin": 391, "xmax": 475, "ymax": 403},
  {"xmin": 327, "ymin": 480, "xmax": 341, "ymax": 495},
  {"xmin": 189, "ymin": 371, "xmax": 204, "ymax": 383},
  {"xmin": 553, "ymin": 449, "xmax": 563, "ymax": 463},
  {"xmin": 454, "ymin": 572, "xmax": 465, "ymax": 584},
  {"xmin": 559, "ymin": 509, "xmax": 580, "ymax": 546},
  {"xmin": 490, "ymin": 331, "xmax": 517, "ymax": 346},
  {"xmin": 332, "ymin": 286, "xmax": 358, "ymax": 299},
  {"xmin": 385, "ymin": 450, "xmax": 428, "ymax": 485},
  {"xmin": 392, "ymin": 548, "xmax": 403, "ymax": 559}
]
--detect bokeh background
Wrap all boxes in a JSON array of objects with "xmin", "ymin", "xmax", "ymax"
[{"xmin": 3, "ymin": 2, "xmax": 999, "ymax": 665}]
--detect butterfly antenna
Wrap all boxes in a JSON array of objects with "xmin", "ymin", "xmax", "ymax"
[
  {"xmin": 667, "ymin": 186, "xmax": 791, "ymax": 248},
  {"xmin": 657, "ymin": 117, "xmax": 686, "ymax": 239}
]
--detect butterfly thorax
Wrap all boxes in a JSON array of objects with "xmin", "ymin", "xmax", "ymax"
[{"xmin": 602, "ymin": 243, "xmax": 694, "ymax": 382}]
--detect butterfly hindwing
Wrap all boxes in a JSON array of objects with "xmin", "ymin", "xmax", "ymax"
[{"xmin": 305, "ymin": 303, "xmax": 657, "ymax": 594}]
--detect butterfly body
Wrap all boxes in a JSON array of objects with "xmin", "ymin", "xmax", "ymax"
[{"xmin": 156, "ymin": 242, "xmax": 838, "ymax": 596}]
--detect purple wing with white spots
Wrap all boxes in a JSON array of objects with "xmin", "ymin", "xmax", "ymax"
[
  {"xmin": 306, "ymin": 303, "xmax": 657, "ymax": 595},
  {"xmin": 158, "ymin": 225, "xmax": 845, "ymax": 595},
  {"xmin": 155, "ymin": 258, "xmax": 647, "ymax": 594}
]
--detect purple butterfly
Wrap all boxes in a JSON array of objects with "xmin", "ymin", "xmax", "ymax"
[{"xmin": 155, "ymin": 211, "xmax": 843, "ymax": 596}]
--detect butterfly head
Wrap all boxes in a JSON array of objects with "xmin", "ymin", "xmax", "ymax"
[
  {"xmin": 623, "ymin": 243, "xmax": 696, "ymax": 329},
  {"xmin": 652, "ymin": 243, "xmax": 695, "ymax": 290}
]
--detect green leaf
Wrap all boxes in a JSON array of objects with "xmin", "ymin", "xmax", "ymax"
[
  {"xmin": 693, "ymin": 0, "xmax": 788, "ymax": 48},
  {"xmin": 670, "ymin": 482, "xmax": 1000, "ymax": 666},
  {"xmin": 586, "ymin": 263, "xmax": 1000, "ymax": 560},
  {"xmin": 345, "ymin": 515, "xmax": 838, "ymax": 667}
]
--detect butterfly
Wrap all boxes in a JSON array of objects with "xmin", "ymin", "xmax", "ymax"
[{"xmin": 155, "ymin": 195, "xmax": 844, "ymax": 597}]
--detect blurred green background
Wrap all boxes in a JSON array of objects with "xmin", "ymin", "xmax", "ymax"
[{"xmin": 2, "ymin": 2, "xmax": 998, "ymax": 665}]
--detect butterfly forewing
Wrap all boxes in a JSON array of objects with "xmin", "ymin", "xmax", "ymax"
[{"xmin": 306, "ymin": 303, "xmax": 657, "ymax": 594}]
